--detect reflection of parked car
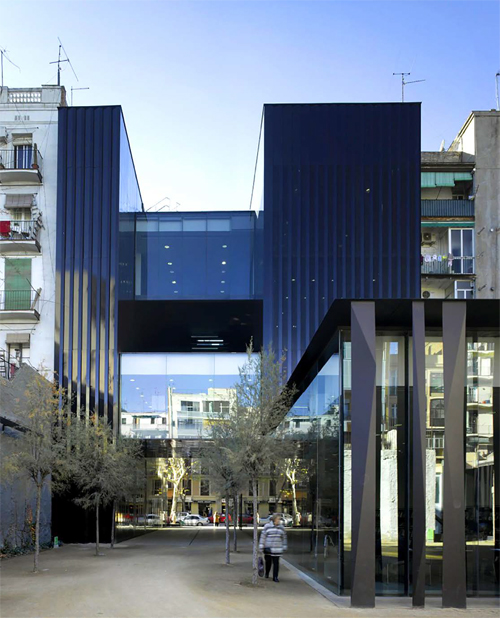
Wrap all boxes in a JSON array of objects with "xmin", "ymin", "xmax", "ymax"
[
  {"xmin": 208, "ymin": 513, "xmax": 232, "ymax": 524},
  {"xmin": 137, "ymin": 514, "xmax": 162, "ymax": 526},
  {"xmin": 260, "ymin": 513, "xmax": 293, "ymax": 526},
  {"xmin": 182, "ymin": 514, "xmax": 210, "ymax": 526},
  {"xmin": 238, "ymin": 513, "xmax": 253, "ymax": 525},
  {"xmin": 175, "ymin": 512, "xmax": 189, "ymax": 523}
]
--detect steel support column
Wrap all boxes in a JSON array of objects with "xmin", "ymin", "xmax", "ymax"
[
  {"xmin": 412, "ymin": 302, "xmax": 426, "ymax": 606},
  {"xmin": 350, "ymin": 302, "xmax": 376, "ymax": 607},
  {"xmin": 442, "ymin": 302, "xmax": 467, "ymax": 608}
]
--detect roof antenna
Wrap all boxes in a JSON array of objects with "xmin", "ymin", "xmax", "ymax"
[
  {"xmin": 0, "ymin": 47, "xmax": 21, "ymax": 94},
  {"xmin": 496, "ymin": 71, "xmax": 500, "ymax": 111},
  {"xmin": 71, "ymin": 86, "xmax": 90, "ymax": 106},
  {"xmin": 50, "ymin": 38, "xmax": 79, "ymax": 87},
  {"xmin": 393, "ymin": 72, "xmax": 425, "ymax": 102}
]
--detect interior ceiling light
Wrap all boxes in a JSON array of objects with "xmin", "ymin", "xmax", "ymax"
[
  {"xmin": 221, "ymin": 261, "xmax": 226, "ymax": 265},
  {"xmin": 165, "ymin": 245, "xmax": 170, "ymax": 249},
  {"xmin": 168, "ymin": 262, "xmax": 173, "ymax": 265},
  {"xmin": 222, "ymin": 245, "xmax": 227, "ymax": 248},
  {"xmin": 172, "ymin": 281, "xmax": 177, "ymax": 284},
  {"xmin": 130, "ymin": 378, "xmax": 135, "ymax": 382}
]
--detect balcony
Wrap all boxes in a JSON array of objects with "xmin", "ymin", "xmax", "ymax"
[
  {"xmin": 421, "ymin": 199, "xmax": 474, "ymax": 218},
  {"xmin": 0, "ymin": 148, "xmax": 43, "ymax": 184},
  {"xmin": 0, "ymin": 219, "xmax": 41, "ymax": 254},
  {"xmin": 421, "ymin": 256, "xmax": 475, "ymax": 276},
  {"xmin": 0, "ymin": 289, "xmax": 41, "ymax": 323}
]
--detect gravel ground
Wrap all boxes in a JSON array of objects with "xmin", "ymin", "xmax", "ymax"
[{"xmin": 1, "ymin": 528, "xmax": 498, "ymax": 618}]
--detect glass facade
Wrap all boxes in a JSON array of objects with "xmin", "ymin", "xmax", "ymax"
[
  {"xmin": 278, "ymin": 327, "xmax": 499, "ymax": 598},
  {"xmin": 120, "ymin": 352, "xmax": 248, "ymax": 439},
  {"xmin": 118, "ymin": 211, "xmax": 262, "ymax": 301}
]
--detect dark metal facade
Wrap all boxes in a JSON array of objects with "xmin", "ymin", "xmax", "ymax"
[
  {"xmin": 55, "ymin": 106, "xmax": 141, "ymax": 425},
  {"xmin": 350, "ymin": 302, "xmax": 377, "ymax": 607},
  {"xmin": 262, "ymin": 104, "xmax": 421, "ymax": 374}
]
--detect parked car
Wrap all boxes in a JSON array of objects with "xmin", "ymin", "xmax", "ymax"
[
  {"xmin": 137, "ymin": 513, "xmax": 162, "ymax": 526},
  {"xmin": 260, "ymin": 512, "xmax": 293, "ymax": 526},
  {"xmin": 182, "ymin": 514, "xmax": 210, "ymax": 526}
]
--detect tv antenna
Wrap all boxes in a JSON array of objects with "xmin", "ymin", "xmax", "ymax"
[
  {"xmin": 0, "ymin": 47, "xmax": 21, "ymax": 93},
  {"xmin": 495, "ymin": 71, "xmax": 500, "ymax": 111},
  {"xmin": 50, "ymin": 38, "xmax": 79, "ymax": 87},
  {"xmin": 393, "ymin": 72, "xmax": 425, "ymax": 102},
  {"xmin": 71, "ymin": 86, "xmax": 90, "ymax": 105}
]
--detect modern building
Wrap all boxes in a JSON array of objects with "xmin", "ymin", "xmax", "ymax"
[{"xmin": 1, "ymin": 88, "xmax": 498, "ymax": 605}]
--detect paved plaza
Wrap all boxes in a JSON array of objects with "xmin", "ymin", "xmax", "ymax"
[{"xmin": 1, "ymin": 528, "xmax": 499, "ymax": 618}]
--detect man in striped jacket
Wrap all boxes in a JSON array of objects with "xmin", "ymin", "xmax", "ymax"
[{"xmin": 259, "ymin": 514, "xmax": 288, "ymax": 582}]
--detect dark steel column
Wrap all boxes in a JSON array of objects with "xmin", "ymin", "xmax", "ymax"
[
  {"xmin": 442, "ymin": 302, "xmax": 467, "ymax": 608},
  {"xmin": 412, "ymin": 302, "xmax": 426, "ymax": 606},
  {"xmin": 351, "ymin": 302, "xmax": 376, "ymax": 607}
]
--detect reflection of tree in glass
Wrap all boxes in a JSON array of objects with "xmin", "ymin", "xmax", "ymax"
[{"xmin": 159, "ymin": 457, "xmax": 190, "ymax": 523}]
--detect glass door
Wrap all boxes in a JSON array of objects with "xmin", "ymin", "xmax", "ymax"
[{"xmin": 449, "ymin": 228, "xmax": 474, "ymax": 274}]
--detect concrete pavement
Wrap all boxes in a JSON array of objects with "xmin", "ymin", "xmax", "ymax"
[{"xmin": 1, "ymin": 528, "xmax": 498, "ymax": 618}]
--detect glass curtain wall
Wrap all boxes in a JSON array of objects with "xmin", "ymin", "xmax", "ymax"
[
  {"xmin": 280, "ymin": 347, "xmax": 341, "ymax": 593},
  {"xmin": 120, "ymin": 353, "xmax": 248, "ymax": 440}
]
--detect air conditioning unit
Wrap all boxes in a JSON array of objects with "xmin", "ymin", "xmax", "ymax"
[
  {"xmin": 0, "ymin": 127, "xmax": 7, "ymax": 144},
  {"xmin": 421, "ymin": 232, "xmax": 436, "ymax": 245},
  {"xmin": 422, "ymin": 291, "xmax": 431, "ymax": 299}
]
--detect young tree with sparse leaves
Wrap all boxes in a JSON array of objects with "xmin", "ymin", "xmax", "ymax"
[
  {"xmin": 0, "ymin": 371, "xmax": 69, "ymax": 572},
  {"xmin": 208, "ymin": 343, "xmax": 296, "ymax": 583},
  {"xmin": 68, "ymin": 416, "xmax": 144, "ymax": 556}
]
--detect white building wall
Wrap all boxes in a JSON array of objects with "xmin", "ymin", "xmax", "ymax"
[{"xmin": 0, "ymin": 86, "xmax": 64, "ymax": 376}]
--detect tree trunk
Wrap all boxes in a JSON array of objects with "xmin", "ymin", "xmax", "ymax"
[
  {"xmin": 33, "ymin": 480, "xmax": 42, "ymax": 573},
  {"xmin": 110, "ymin": 500, "xmax": 116, "ymax": 548},
  {"xmin": 233, "ymin": 492, "xmax": 238, "ymax": 552},
  {"xmin": 95, "ymin": 495, "xmax": 100, "ymax": 556},
  {"xmin": 291, "ymin": 482, "xmax": 298, "ymax": 526},
  {"xmin": 252, "ymin": 478, "xmax": 258, "ymax": 585},
  {"xmin": 170, "ymin": 484, "xmax": 177, "ymax": 523},
  {"xmin": 225, "ymin": 492, "xmax": 230, "ymax": 564}
]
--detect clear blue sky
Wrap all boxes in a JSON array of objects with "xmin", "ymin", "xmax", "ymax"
[{"xmin": 2, "ymin": 1, "xmax": 498, "ymax": 211}]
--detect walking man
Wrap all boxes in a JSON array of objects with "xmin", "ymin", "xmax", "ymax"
[{"xmin": 259, "ymin": 514, "xmax": 287, "ymax": 582}]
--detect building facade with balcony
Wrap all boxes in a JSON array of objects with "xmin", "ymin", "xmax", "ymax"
[
  {"xmin": 0, "ymin": 86, "xmax": 65, "ymax": 375},
  {"xmin": 420, "ymin": 110, "xmax": 500, "ymax": 301}
]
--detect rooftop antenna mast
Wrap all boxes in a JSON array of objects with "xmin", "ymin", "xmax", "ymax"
[
  {"xmin": 0, "ymin": 47, "xmax": 21, "ymax": 93},
  {"xmin": 50, "ymin": 38, "xmax": 79, "ymax": 87},
  {"xmin": 496, "ymin": 71, "xmax": 500, "ymax": 111},
  {"xmin": 393, "ymin": 72, "xmax": 425, "ymax": 102}
]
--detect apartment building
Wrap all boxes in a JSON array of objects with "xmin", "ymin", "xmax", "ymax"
[
  {"xmin": 0, "ymin": 85, "xmax": 65, "ymax": 377},
  {"xmin": 420, "ymin": 110, "xmax": 500, "ymax": 301}
]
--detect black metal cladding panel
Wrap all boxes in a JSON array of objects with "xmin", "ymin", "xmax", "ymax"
[
  {"xmin": 421, "ymin": 199, "xmax": 474, "ymax": 218},
  {"xmin": 55, "ymin": 106, "xmax": 122, "ymax": 424},
  {"xmin": 262, "ymin": 103, "xmax": 421, "ymax": 374}
]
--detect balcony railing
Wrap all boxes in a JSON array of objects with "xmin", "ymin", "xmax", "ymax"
[
  {"xmin": 421, "ymin": 256, "xmax": 475, "ymax": 275},
  {"xmin": 0, "ymin": 220, "xmax": 40, "ymax": 241},
  {"xmin": 0, "ymin": 289, "xmax": 40, "ymax": 311},
  {"xmin": 0, "ymin": 147, "xmax": 43, "ymax": 170},
  {"xmin": 421, "ymin": 199, "xmax": 474, "ymax": 218}
]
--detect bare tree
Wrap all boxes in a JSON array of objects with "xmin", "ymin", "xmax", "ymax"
[
  {"xmin": 1, "ymin": 371, "xmax": 69, "ymax": 572},
  {"xmin": 207, "ymin": 343, "xmax": 295, "ymax": 583},
  {"xmin": 68, "ymin": 417, "xmax": 144, "ymax": 556},
  {"xmin": 201, "ymin": 434, "xmax": 246, "ymax": 564},
  {"xmin": 159, "ymin": 457, "xmax": 190, "ymax": 523}
]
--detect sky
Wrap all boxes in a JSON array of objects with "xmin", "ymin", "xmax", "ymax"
[{"xmin": 2, "ymin": 0, "xmax": 498, "ymax": 212}]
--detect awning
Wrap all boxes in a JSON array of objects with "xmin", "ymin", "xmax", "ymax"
[
  {"xmin": 421, "ymin": 172, "xmax": 473, "ymax": 188},
  {"xmin": 6, "ymin": 333, "xmax": 31, "ymax": 344},
  {"xmin": 4, "ymin": 194, "xmax": 35, "ymax": 208}
]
